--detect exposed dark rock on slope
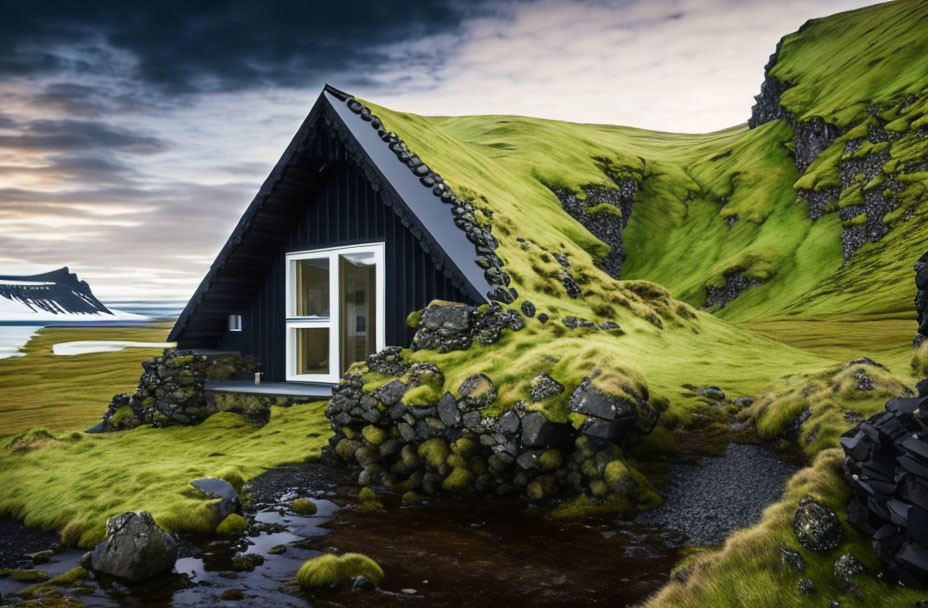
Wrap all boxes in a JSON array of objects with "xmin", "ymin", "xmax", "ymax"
[
  {"xmin": 551, "ymin": 165, "xmax": 637, "ymax": 279},
  {"xmin": 748, "ymin": 38, "xmax": 788, "ymax": 129},
  {"xmin": 746, "ymin": 32, "xmax": 923, "ymax": 261},
  {"xmin": 703, "ymin": 270, "xmax": 765, "ymax": 309},
  {"xmin": 0, "ymin": 267, "xmax": 113, "ymax": 317}
]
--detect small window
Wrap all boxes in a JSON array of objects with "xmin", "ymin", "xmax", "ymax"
[{"xmin": 228, "ymin": 314, "xmax": 243, "ymax": 332}]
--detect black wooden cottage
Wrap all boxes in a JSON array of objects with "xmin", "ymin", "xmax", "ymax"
[{"xmin": 169, "ymin": 86, "xmax": 504, "ymax": 388}]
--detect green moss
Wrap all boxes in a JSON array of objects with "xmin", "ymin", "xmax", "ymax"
[
  {"xmin": 0, "ymin": 569, "xmax": 51, "ymax": 582},
  {"xmin": 913, "ymin": 341, "xmax": 928, "ymax": 378},
  {"xmin": 217, "ymin": 467, "xmax": 245, "ymax": 494},
  {"xmin": 291, "ymin": 498, "xmax": 318, "ymax": 515},
  {"xmin": 549, "ymin": 493, "xmax": 633, "ymax": 518},
  {"xmin": 538, "ymin": 449, "xmax": 563, "ymax": 471},
  {"xmin": 585, "ymin": 203, "xmax": 622, "ymax": 219},
  {"xmin": 0, "ymin": 404, "xmax": 331, "ymax": 548},
  {"xmin": 361, "ymin": 425, "xmax": 387, "ymax": 446},
  {"xmin": 13, "ymin": 567, "xmax": 88, "ymax": 598},
  {"xmin": 215, "ymin": 513, "xmax": 248, "ymax": 536},
  {"xmin": 296, "ymin": 553, "xmax": 384, "ymax": 589},
  {"xmin": 441, "ymin": 467, "xmax": 473, "ymax": 492},
  {"xmin": 417, "ymin": 438, "xmax": 449, "ymax": 470},
  {"xmin": 401, "ymin": 491, "xmax": 423, "ymax": 505},
  {"xmin": 407, "ymin": 309, "xmax": 424, "ymax": 329},
  {"xmin": 358, "ymin": 487, "xmax": 383, "ymax": 510}
]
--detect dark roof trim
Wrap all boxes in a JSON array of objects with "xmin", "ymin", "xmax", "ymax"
[{"xmin": 169, "ymin": 85, "xmax": 493, "ymax": 343}]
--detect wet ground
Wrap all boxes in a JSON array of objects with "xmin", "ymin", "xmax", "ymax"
[{"xmin": 0, "ymin": 432, "xmax": 801, "ymax": 607}]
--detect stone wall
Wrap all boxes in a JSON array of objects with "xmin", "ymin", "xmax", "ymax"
[
  {"xmin": 324, "ymin": 301, "xmax": 663, "ymax": 505},
  {"xmin": 840, "ymin": 253, "xmax": 928, "ymax": 588},
  {"xmin": 94, "ymin": 349, "xmax": 286, "ymax": 431}
]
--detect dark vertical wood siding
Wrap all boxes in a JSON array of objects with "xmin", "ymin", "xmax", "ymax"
[{"xmin": 220, "ymin": 136, "xmax": 472, "ymax": 381}]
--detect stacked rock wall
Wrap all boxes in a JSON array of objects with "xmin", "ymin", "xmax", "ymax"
[
  {"xmin": 95, "ymin": 349, "xmax": 286, "ymax": 431},
  {"xmin": 840, "ymin": 253, "xmax": 928, "ymax": 587},
  {"xmin": 325, "ymin": 301, "xmax": 663, "ymax": 505}
]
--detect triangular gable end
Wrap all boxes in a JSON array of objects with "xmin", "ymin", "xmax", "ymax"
[{"xmin": 170, "ymin": 85, "xmax": 507, "ymax": 347}]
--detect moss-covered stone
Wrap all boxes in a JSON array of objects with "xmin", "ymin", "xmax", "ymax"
[
  {"xmin": 362, "ymin": 425, "xmax": 387, "ymax": 446},
  {"xmin": 216, "ymin": 513, "xmax": 248, "ymax": 536},
  {"xmin": 290, "ymin": 498, "xmax": 318, "ymax": 515},
  {"xmin": 296, "ymin": 553, "xmax": 384, "ymax": 589},
  {"xmin": 442, "ymin": 467, "xmax": 474, "ymax": 492},
  {"xmin": 417, "ymin": 438, "xmax": 450, "ymax": 470}
]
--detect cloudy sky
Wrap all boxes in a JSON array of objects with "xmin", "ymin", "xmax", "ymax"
[{"xmin": 0, "ymin": 0, "xmax": 878, "ymax": 301}]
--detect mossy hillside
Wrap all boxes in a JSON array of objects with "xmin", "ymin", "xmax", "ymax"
[
  {"xmin": 743, "ymin": 360, "xmax": 914, "ymax": 459},
  {"xmin": 0, "ymin": 404, "xmax": 329, "ymax": 548},
  {"xmin": 643, "ymin": 449, "xmax": 926, "ymax": 608},
  {"xmin": 0, "ymin": 323, "xmax": 172, "ymax": 435},
  {"xmin": 362, "ymin": 0, "xmax": 928, "ymax": 327},
  {"xmin": 771, "ymin": 0, "xmax": 928, "ymax": 127}
]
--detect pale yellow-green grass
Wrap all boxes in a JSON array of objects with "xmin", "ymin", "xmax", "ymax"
[
  {"xmin": 0, "ymin": 404, "xmax": 329, "ymax": 548},
  {"xmin": 644, "ymin": 449, "xmax": 925, "ymax": 608},
  {"xmin": 0, "ymin": 323, "xmax": 172, "ymax": 435}
]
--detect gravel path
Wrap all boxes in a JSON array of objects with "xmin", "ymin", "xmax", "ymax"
[
  {"xmin": 636, "ymin": 442, "xmax": 799, "ymax": 546},
  {"xmin": 0, "ymin": 517, "xmax": 60, "ymax": 569}
]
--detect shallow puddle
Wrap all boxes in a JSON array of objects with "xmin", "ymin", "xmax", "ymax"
[{"xmin": 0, "ymin": 438, "xmax": 799, "ymax": 607}]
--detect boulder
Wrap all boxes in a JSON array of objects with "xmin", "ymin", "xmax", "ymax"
[
  {"xmin": 458, "ymin": 374, "xmax": 497, "ymax": 411},
  {"xmin": 90, "ymin": 511, "xmax": 177, "ymax": 582},
  {"xmin": 793, "ymin": 495, "xmax": 843, "ymax": 552},
  {"xmin": 833, "ymin": 553, "xmax": 867, "ymax": 596},
  {"xmin": 529, "ymin": 373, "xmax": 564, "ymax": 402},
  {"xmin": 411, "ymin": 303, "xmax": 473, "ymax": 352},
  {"xmin": 521, "ymin": 411, "xmax": 567, "ymax": 448},
  {"xmin": 190, "ymin": 477, "xmax": 241, "ymax": 524}
]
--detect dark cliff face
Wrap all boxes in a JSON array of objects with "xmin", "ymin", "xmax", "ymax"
[
  {"xmin": 917, "ymin": 252, "xmax": 928, "ymax": 336},
  {"xmin": 552, "ymin": 177, "xmax": 637, "ymax": 280},
  {"xmin": 0, "ymin": 267, "xmax": 112, "ymax": 316},
  {"xmin": 748, "ymin": 37, "xmax": 788, "ymax": 129}
]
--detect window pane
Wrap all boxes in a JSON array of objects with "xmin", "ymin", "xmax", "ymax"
[
  {"xmin": 339, "ymin": 252, "xmax": 377, "ymax": 372},
  {"xmin": 295, "ymin": 258, "xmax": 329, "ymax": 317},
  {"xmin": 295, "ymin": 327, "xmax": 329, "ymax": 375}
]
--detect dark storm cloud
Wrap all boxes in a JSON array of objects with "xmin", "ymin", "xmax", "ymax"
[
  {"xmin": 0, "ymin": 119, "xmax": 169, "ymax": 154},
  {"xmin": 0, "ymin": 1, "xmax": 494, "ymax": 94}
]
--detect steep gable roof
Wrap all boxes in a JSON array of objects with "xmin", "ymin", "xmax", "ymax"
[{"xmin": 169, "ymin": 85, "xmax": 502, "ymax": 345}]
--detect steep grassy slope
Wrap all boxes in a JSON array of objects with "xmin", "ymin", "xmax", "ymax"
[{"xmin": 364, "ymin": 0, "xmax": 928, "ymax": 328}]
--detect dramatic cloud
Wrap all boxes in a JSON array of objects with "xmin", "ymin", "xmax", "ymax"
[{"xmin": 0, "ymin": 0, "xmax": 879, "ymax": 301}]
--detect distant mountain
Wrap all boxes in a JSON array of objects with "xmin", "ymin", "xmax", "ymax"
[{"xmin": 0, "ymin": 267, "xmax": 144, "ymax": 323}]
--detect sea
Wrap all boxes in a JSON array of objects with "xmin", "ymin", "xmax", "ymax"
[{"xmin": 0, "ymin": 300, "xmax": 186, "ymax": 360}]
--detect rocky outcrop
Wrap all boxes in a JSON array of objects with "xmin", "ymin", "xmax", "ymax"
[
  {"xmin": 917, "ymin": 251, "xmax": 928, "ymax": 337},
  {"xmin": 748, "ymin": 37, "xmax": 788, "ymax": 129},
  {"xmin": 552, "ymin": 180, "xmax": 636, "ymax": 279},
  {"xmin": 324, "ymin": 351, "xmax": 663, "ymax": 502},
  {"xmin": 89, "ymin": 511, "xmax": 177, "ymax": 582},
  {"xmin": 704, "ymin": 270, "xmax": 766, "ymax": 309},
  {"xmin": 95, "ymin": 349, "xmax": 264, "ymax": 431},
  {"xmin": 841, "ymin": 392, "xmax": 928, "ymax": 587},
  {"xmin": 793, "ymin": 117, "xmax": 843, "ymax": 174},
  {"xmin": 409, "ymin": 301, "xmax": 525, "ymax": 353}
]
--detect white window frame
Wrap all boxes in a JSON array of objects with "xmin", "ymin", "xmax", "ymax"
[
  {"xmin": 285, "ymin": 242, "xmax": 385, "ymax": 383},
  {"xmin": 228, "ymin": 314, "xmax": 243, "ymax": 332}
]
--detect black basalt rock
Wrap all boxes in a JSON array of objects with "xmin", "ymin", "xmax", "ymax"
[
  {"xmin": 917, "ymin": 251, "xmax": 928, "ymax": 336},
  {"xmin": 792, "ymin": 495, "xmax": 843, "ymax": 552}
]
